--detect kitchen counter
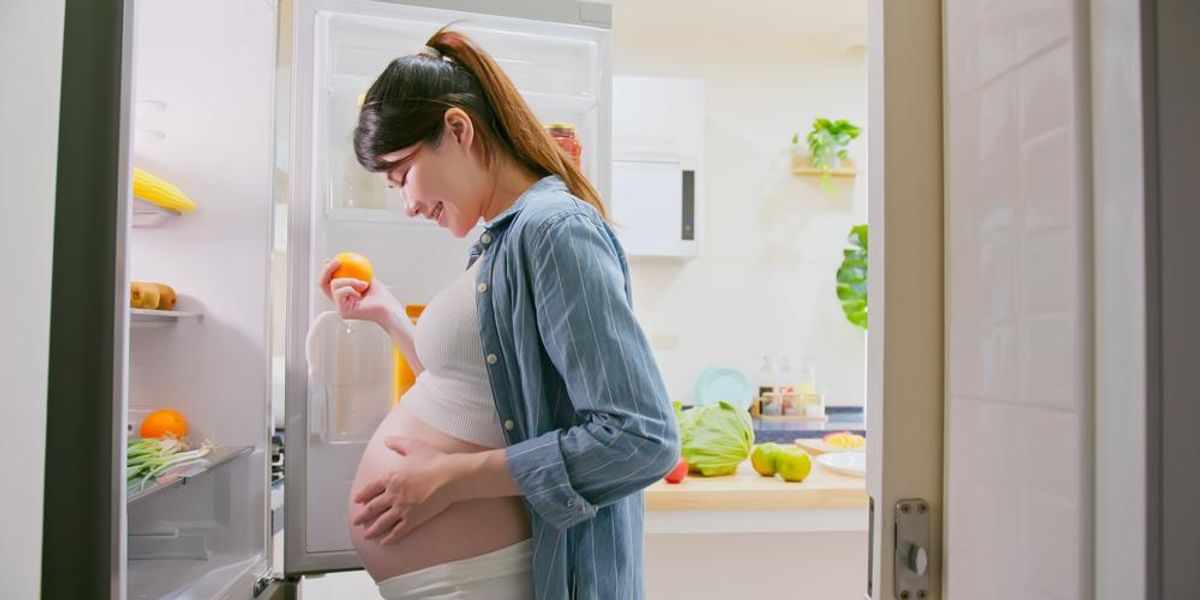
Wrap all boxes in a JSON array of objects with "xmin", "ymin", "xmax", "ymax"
[
  {"xmin": 640, "ymin": 437, "xmax": 869, "ymax": 597},
  {"xmin": 645, "ymin": 459, "xmax": 866, "ymax": 510},
  {"xmin": 643, "ymin": 457, "xmax": 868, "ymax": 534},
  {"xmin": 752, "ymin": 406, "xmax": 866, "ymax": 442}
]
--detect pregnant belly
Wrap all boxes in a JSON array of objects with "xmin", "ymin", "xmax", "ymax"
[{"xmin": 349, "ymin": 404, "xmax": 531, "ymax": 582}]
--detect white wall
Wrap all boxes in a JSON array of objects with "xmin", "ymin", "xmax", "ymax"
[
  {"xmin": 0, "ymin": 0, "xmax": 65, "ymax": 596},
  {"xmin": 609, "ymin": 1, "xmax": 869, "ymax": 406},
  {"xmin": 944, "ymin": 0, "xmax": 1093, "ymax": 597}
]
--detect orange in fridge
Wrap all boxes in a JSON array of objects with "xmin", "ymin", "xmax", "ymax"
[
  {"xmin": 140, "ymin": 409, "xmax": 189, "ymax": 439},
  {"xmin": 332, "ymin": 252, "xmax": 374, "ymax": 286}
]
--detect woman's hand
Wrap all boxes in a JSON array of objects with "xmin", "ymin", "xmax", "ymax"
[
  {"xmin": 351, "ymin": 437, "xmax": 461, "ymax": 545},
  {"xmin": 317, "ymin": 258, "xmax": 401, "ymax": 328}
]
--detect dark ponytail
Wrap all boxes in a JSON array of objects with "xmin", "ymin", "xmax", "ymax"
[{"xmin": 354, "ymin": 26, "xmax": 607, "ymax": 220}]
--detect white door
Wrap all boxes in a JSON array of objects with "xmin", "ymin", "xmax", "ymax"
[
  {"xmin": 282, "ymin": 0, "xmax": 612, "ymax": 576},
  {"xmin": 942, "ymin": 0, "xmax": 1099, "ymax": 596},
  {"xmin": 869, "ymin": 0, "xmax": 1154, "ymax": 598}
]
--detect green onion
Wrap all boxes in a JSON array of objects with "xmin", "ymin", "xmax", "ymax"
[{"xmin": 125, "ymin": 435, "xmax": 214, "ymax": 491}]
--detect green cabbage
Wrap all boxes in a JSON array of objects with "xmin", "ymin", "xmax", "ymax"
[{"xmin": 678, "ymin": 401, "xmax": 755, "ymax": 476}]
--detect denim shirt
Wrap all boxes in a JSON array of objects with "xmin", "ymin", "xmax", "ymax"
[{"xmin": 468, "ymin": 175, "xmax": 680, "ymax": 599}]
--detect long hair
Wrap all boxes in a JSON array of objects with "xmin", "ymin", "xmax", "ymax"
[{"xmin": 353, "ymin": 27, "xmax": 607, "ymax": 220}]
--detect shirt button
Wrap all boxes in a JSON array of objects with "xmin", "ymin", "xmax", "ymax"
[
  {"xmin": 486, "ymin": 353, "xmax": 498, "ymax": 365},
  {"xmin": 503, "ymin": 419, "xmax": 514, "ymax": 431},
  {"xmin": 566, "ymin": 499, "xmax": 576, "ymax": 508},
  {"xmin": 477, "ymin": 282, "xmax": 488, "ymax": 293},
  {"xmin": 480, "ymin": 232, "xmax": 492, "ymax": 245}
]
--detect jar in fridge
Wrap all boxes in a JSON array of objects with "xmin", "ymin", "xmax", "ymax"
[{"xmin": 545, "ymin": 122, "xmax": 582, "ymax": 168}]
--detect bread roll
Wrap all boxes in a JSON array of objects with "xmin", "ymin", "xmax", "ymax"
[
  {"xmin": 151, "ymin": 283, "xmax": 176, "ymax": 310},
  {"xmin": 130, "ymin": 281, "xmax": 160, "ymax": 309}
]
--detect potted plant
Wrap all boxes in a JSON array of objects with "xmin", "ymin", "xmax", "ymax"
[
  {"xmin": 836, "ymin": 224, "xmax": 868, "ymax": 329},
  {"xmin": 791, "ymin": 117, "xmax": 862, "ymax": 173}
]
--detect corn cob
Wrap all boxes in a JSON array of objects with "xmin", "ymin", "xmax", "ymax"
[{"xmin": 133, "ymin": 168, "xmax": 197, "ymax": 213}]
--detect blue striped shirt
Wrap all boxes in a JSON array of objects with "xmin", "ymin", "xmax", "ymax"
[{"xmin": 468, "ymin": 175, "xmax": 680, "ymax": 599}]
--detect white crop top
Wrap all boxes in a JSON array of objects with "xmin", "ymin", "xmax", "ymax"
[{"xmin": 401, "ymin": 257, "xmax": 506, "ymax": 448}]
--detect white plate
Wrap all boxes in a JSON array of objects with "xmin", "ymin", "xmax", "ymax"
[
  {"xmin": 816, "ymin": 452, "xmax": 867, "ymax": 477},
  {"xmin": 794, "ymin": 438, "xmax": 867, "ymax": 455}
]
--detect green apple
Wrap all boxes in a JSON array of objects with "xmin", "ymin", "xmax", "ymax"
[
  {"xmin": 775, "ymin": 449, "xmax": 813, "ymax": 483},
  {"xmin": 751, "ymin": 443, "xmax": 782, "ymax": 477}
]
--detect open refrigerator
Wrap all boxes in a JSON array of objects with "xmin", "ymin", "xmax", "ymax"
[{"xmin": 113, "ymin": 0, "xmax": 610, "ymax": 597}]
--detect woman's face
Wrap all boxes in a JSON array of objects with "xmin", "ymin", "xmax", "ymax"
[{"xmin": 378, "ymin": 108, "xmax": 487, "ymax": 238}]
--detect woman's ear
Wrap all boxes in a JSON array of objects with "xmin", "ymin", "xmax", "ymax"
[{"xmin": 443, "ymin": 108, "xmax": 475, "ymax": 152}]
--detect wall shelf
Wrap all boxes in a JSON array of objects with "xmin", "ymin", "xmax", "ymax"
[{"xmin": 791, "ymin": 155, "xmax": 857, "ymax": 178}]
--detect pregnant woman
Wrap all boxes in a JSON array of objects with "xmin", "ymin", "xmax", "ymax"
[{"xmin": 317, "ymin": 28, "xmax": 679, "ymax": 599}]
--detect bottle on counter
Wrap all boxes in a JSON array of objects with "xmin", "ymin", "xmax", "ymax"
[
  {"xmin": 757, "ymin": 355, "xmax": 776, "ymax": 397},
  {"xmin": 797, "ymin": 357, "xmax": 817, "ymax": 395},
  {"xmin": 777, "ymin": 355, "xmax": 795, "ymax": 394},
  {"xmin": 777, "ymin": 355, "xmax": 797, "ymax": 415},
  {"xmin": 757, "ymin": 355, "xmax": 782, "ymax": 416},
  {"xmin": 804, "ymin": 387, "xmax": 828, "ymax": 419}
]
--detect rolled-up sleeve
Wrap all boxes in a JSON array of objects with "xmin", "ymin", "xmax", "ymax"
[{"xmin": 504, "ymin": 211, "xmax": 680, "ymax": 532}]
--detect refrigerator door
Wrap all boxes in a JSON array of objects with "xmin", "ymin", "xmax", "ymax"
[
  {"xmin": 120, "ymin": 1, "xmax": 278, "ymax": 598},
  {"xmin": 284, "ymin": 0, "xmax": 611, "ymax": 576}
]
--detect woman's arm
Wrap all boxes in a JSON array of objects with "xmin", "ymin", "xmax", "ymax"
[
  {"xmin": 319, "ymin": 258, "xmax": 425, "ymax": 375},
  {"xmin": 498, "ymin": 212, "xmax": 681, "ymax": 531},
  {"xmin": 443, "ymin": 447, "xmax": 522, "ymax": 500}
]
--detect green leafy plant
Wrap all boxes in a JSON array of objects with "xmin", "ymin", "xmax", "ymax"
[
  {"xmin": 836, "ymin": 224, "xmax": 868, "ymax": 329},
  {"xmin": 792, "ymin": 118, "xmax": 861, "ymax": 171}
]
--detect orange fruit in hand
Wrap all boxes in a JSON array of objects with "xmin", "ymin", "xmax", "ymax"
[
  {"xmin": 140, "ymin": 409, "xmax": 188, "ymax": 439},
  {"xmin": 332, "ymin": 252, "xmax": 374, "ymax": 286}
]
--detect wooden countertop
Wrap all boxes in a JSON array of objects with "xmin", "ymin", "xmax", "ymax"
[{"xmin": 644, "ymin": 459, "xmax": 867, "ymax": 511}]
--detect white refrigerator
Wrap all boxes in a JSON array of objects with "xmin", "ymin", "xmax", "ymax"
[{"xmin": 112, "ymin": 0, "xmax": 611, "ymax": 597}]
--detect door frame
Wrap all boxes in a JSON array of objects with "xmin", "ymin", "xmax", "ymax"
[
  {"xmin": 1085, "ymin": 0, "xmax": 1198, "ymax": 597},
  {"xmin": 865, "ymin": 0, "xmax": 944, "ymax": 598},
  {"xmin": 1091, "ymin": 0, "xmax": 1150, "ymax": 597},
  {"xmin": 1139, "ymin": 0, "xmax": 1200, "ymax": 597}
]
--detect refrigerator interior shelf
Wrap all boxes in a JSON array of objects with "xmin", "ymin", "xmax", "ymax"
[
  {"xmin": 521, "ymin": 90, "xmax": 599, "ymax": 114},
  {"xmin": 128, "ymin": 445, "xmax": 254, "ymax": 504},
  {"xmin": 330, "ymin": 74, "xmax": 599, "ymax": 114},
  {"xmin": 133, "ymin": 197, "xmax": 185, "ymax": 228},
  {"xmin": 328, "ymin": 73, "xmax": 600, "ymax": 111},
  {"xmin": 130, "ymin": 308, "xmax": 203, "ymax": 325},
  {"xmin": 324, "ymin": 207, "xmax": 487, "ymax": 238}
]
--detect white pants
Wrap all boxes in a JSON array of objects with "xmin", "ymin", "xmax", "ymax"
[{"xmin": 376, "ymin": 539, "xmax": 534, "ymax": 600}]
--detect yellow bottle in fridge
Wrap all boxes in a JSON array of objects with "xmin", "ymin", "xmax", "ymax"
[{"xmin": 391, "ymin": 304, "xmax": 426, "ymax": 406}]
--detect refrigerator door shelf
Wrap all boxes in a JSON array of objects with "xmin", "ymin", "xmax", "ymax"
[{"xmin": 285, "ymin": 0, "xmax": 611, "ymax": 577}]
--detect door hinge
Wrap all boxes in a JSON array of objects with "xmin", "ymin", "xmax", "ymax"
[
  {"xmin": 254, "ymin": 573, "xmax": 283, "ymax": 597},
  {"xmin": 894, "ymin": 498, "xmax": 931, "ymax": 600}
]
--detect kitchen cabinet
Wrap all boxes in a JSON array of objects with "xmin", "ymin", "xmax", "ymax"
[
  {"xmin": 643, "ymin": 461, "xmax": 868, "ymax": 599},
  {"xmin": 611, "ymin": 76, "xmax": 704, "ymax": 259}
]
